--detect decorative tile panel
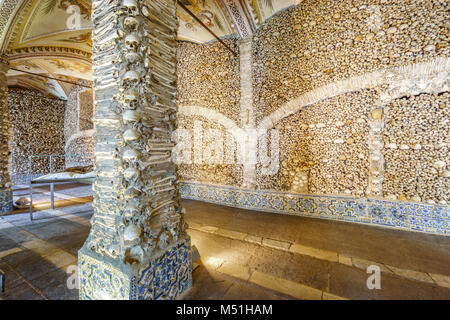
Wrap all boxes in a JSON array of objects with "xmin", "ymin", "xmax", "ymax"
[
  {"xmin": 135, "ymin": 241, "xmax": 192, "ymax": 300},
  {"xmin": 78, "ymin": 251, "xmax": 130, "ymax": 300},
  {"xmin": 79, "ymin": 239, "xmax": 192, "ymax": 300},
  {"xmin": 180, "ymin": 182, "xmax": 449, "ymax": 236},
  {"xmin": 0, "ymin": 188, "xmax": 12, "ymax": 214}
]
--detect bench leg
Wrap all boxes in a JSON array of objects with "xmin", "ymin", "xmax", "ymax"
[
  {"xmin": 29, "ymin": 182, "xmax": 33, "ymax": 221},
  {"xmin": 0, "ymin": 269, "xmax": 4, "ymax": 293},
  {"xmin": 50, "ymin": 183, "xmax": 54, "ymax": 210}
]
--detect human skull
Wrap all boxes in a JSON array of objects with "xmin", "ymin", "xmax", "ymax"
[
  {"xmin": 123, "ymin": 224, "xmax": 142, "ymax": 244},
  {"xmin": 122, "ymin": 205, "xmax": 139, "ymax": 224},
  {"xmin": 123, "ymin": 16, "xmax": 139, "ymax": 31},
  {"xmin": 123, "ymin": 70, "xmax": 140, "ymax": 86},
  {"xmin": 123, "ymin": 128, "xmax": 141, "ymax": 142},
  {"xmin": 124, "ymin": 167, "xmax": 140, "ymax": 180},
  {"xmin": 123, "ymin": 148, "xmax": 141, "ymax": 161},
  {"xmin": 125, "ymin": 34, "xmax": 140, "ymax": 52},
  {"xmin": 122, "ymin": 0, "xmax": 139, "ymax": 16},
  {"xmin": 123, "ymin": 89, "xmax": 140, "ymax": 108}
]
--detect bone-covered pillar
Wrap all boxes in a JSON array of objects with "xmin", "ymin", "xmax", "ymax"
[
  {"xmin": 0, "ymin": 56, "xmax": 12, "ymax": 215},
  {"xmin": 78, "ymin": 0, "xmax": 191, "ymax": 300}
]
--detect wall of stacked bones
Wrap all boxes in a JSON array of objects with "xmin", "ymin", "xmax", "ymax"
[
  {"xmin": 7, "ymin": 82, "xmax": 95, "ymax": 182},
  {"xmin": 7, "ymin": 88, "xmax": 66, "ymax": 183},
  {"xmin": 177, "ymin": 39, "xmax": 243, "ymax": 186},
  {"xmin": 5, "ymin": 0, "xmax": 448, "ymax": 204},
  {"xmin": 64, "ymin": 82, "xmax": 95, "ymax": 168},
  {"xmin": 176, "ymin": 0, "xmax": 449, "ymax": 205}
]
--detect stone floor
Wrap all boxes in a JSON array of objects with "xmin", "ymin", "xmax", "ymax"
[
  {"xmin": 0, "ymin": 182, "xmax": 449, "ymax": 300},
  {"xmin": 183, "ymin": 200, "xmax": 450, "ymax": 300}
]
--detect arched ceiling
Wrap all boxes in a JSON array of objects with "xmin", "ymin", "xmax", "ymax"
[
  {"xmin": 1, "ymin": 0, "xmax": 93, "ymax": 99},
  {"xmin": 0, "ymin": 0, "xmax": 300, "ymax": 99}
]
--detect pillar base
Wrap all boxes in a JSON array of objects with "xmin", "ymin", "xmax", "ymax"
[
  {"xmin": 78, "ymin": 237, "xmax": 192, "ymax": 300},
  {"xmin": 0, "ymin": 188, "xmax": 13, "ymax": 215}
]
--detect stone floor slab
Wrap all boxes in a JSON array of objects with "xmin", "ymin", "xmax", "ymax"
[
  {"xmin": 429, "ymin": 273, "xmax": 450, "ymax": 289},
  {"xmin": 249, "ymin": 270, "xmax": 323, "ymax": 300},
  {"xmin": 290, "ymin": 243, "xmax": 338, "ymax": 262},
  {"xmin": 198, "ymin": 225, "xmax": 218, "ymax": 234},
  {"xmin": 322, "ymin": 291, "xmax": 348, "ymax": 300},
  {"xmin": 338, "ymin": 254, "xmax": 353, "ymax": 266},
  {"xmin": 262, "ymin": 238, "xmax": 291, "ymax": 251},
  {"xmin": 217, "ymin": 262, "xmax": 252, "ymax": 281},
  {"xmin": 0, "ymin": 247, "xmax": 23, "ymax": 259},
  {"xmin": 388, "ymin": 265, "xmax": 434, "ymax": 284},
  {"xmin": 244, "ymin": 235, "xmax": 263, "ymax": 245},
  {"xmin": 215, "ymin": 228, "xmax": 247, "ymax": 241},
  {"xmin": 351, "ymin": 257, "xmax": 393, "ymax": 274}
]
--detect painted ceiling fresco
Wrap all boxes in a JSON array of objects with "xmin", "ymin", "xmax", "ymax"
[
  {"xmin": 177, "ymin": 0, "xmax": 233, "ymax": 42},
  {"xmin": 177, "ymin": 0, "xmax": 300, "ymax": 42},
  {"xmin": 4, "ymin": 0, "xmax": 93, "ymax": 99},
  {"xmin": 0, "ymin": 0, "xmax": 299, "ymax": 99},
  {"xmin": 19, "ymin": 1, "xmax": 91, "ymax": 46}
]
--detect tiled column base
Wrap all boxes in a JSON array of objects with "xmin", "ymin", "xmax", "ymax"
[
  {"xmin": 78, "ymin": 237, "xmax": 192, "ymax": 300},
  {"xmin": 0, "ymin": 188, "xmax": 13, "ymax": 214}
]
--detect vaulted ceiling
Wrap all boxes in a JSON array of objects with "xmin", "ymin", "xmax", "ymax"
[{"xmin": 0, "ymin": 0, "xmax": 299, "ymax": 99}]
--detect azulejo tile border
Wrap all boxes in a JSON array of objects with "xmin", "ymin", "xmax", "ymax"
[
  {"xmin": 0, "ymin": 188, "xmax": 12, "ymax": 214},
  {"xmin": 78, "ymin": 250, "xmax": 131, "ymax": 300},
  {"xmin": 179, "ymin": 182, "xmax": 449, "ymax": 236},
  {"xmin": 79, "ymin": 238, "xmax": 192, "ymax": 300},
  {"xmin": 135, "ymin": 240, "xmax": 192, "ymax": 300}
]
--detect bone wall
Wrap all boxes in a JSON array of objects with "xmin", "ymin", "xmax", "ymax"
[
  {"xmin": 64, "ymin": 80, "xmax": 94, "ymax": 168},
  {"xmin": 64, "ymin": 84, "xmax": 83, "ymax": 143},
  {"xmin": 177, "ymin": 38, "xmax": 243, "ymax": 186},
  {"xmin": 65, "ymin": 133, "xmax": 95, "ymax": 168},
  {"xmin": 252, "ymin": 0, "xmax": 448, "ymax": 123},
  {"xmin": 176, "ymin": 114, "xmax": 243, "ymax": 186},
  {"xmin": 78, "ymin": 89, "xmax": 94, "ymax": 131},
  {"xmin": 251, "ymin": 0, "xmax": 448, "ymax": 203},
  {"xmin": 177, "ymin": 0, "xmax": 449, "ymax": 205},
  {"xmin": 64, "ymin": 81, "xmax": 94, "ymax": 168},
  {"xmin": 0, "ymin": 60, "xmax": 9, "ymax": 190},
  {"xmin": 8, "ymin": 88, "xmax": 66, "ymax": 183},
  {"xmin": 257, "ymin": 90, "xmax": 373, "ymax": 197},
  {"xmin": 178, "ymin": 39, "xmax": 240, "ymax": 123},
  {"xmin": 382, "ymin": 93, "xmax": 449, "ymax": 204}
]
